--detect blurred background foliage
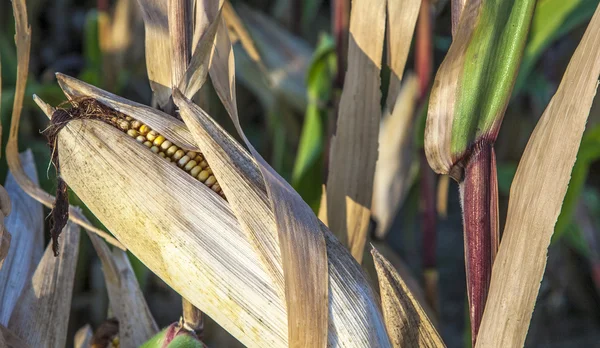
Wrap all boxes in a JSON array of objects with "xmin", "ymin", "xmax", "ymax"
[{"xmin": 2, "ymin": 0, "xmax": 600, "ymax": 346}]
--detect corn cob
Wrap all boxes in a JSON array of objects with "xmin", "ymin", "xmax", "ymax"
[{"xmin": 114, "ymin": 114, "xmax": 224, "ymax": 198}]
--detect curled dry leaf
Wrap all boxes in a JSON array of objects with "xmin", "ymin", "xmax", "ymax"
[
  {"xmin": 0, "ymin": 151, "xmax": 44, "ymax": 326},
  {"xmin": 208, "ymin": 18, "xmax": 330, "ymax": 347},
  {"xmin": 88, "ymin": 232, "xmax": 158, "ymax": 347},
  {"xmin": 326, "ymin": 0, "xmax": 386, "ymax": 262},
  {"xmin": 476, "ymin": 4, "xmax": 600, "ymax": 347},
  {"xmin": 372, "ymin": 248, "xmax": 444, "ymax": 348},
  {"xmin": 8, "ymin": 222, "xmax": 80, "ymax": 348}
]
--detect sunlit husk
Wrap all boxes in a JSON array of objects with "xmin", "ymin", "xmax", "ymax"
[{"xmin": 55, "ymin": 118, "xmax": 389, "ymax": 347}]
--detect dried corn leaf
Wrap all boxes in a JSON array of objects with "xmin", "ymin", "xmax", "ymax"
[
  {"xmin": 174, "ymin": 90, "xmax": 285, "ymax": 297},
  {"xmin": 8, "ymin": 0, "xmax": 123, "ymax": 249},
  {"xmin": 476, "ymin": 4, "xmax": 600, "ymax": 347},
  {"xmin": 223, "ymin": 1, "xmax": 262, "ymax": 66},
  {"xmin": 74, "ymin": 325, "xmax": 93, "ymax": 348},
  {"xmin": 8, "ymin": 222, "xmax": 80, "ymax": 348},
  {"xmin": 0, "ymin": 325, "xmax": 29, "ymax": 348},
  {"xmin": 372, "ymin": 248, "xmax": 444, "ymax": 348},
  {"xmin": 136, "ymin": 0, "xmax": 172, "ymax": 108},
  {"xmin": 50, "ymin": 77, "xmax": 389, "ymax": 348},
  {"xmin": 88, "ymin": 233, "xmax": 158, "ymax": 347},
  {"xmin": 208, "ymin": 18, "xmax": 329, "ymax": 347},
  {"xmin": 385, "ymin": 0, "xmax": 421, "ymax": 107},
  {"xmin": 326, "ymin": 0, "xmax": 386, "ymax": 262},
  {"xmin": 372, "ymin": 75, "xmax": 419, "ymax": 238},
  {"xmin": 0, "ymin": 151, "xmax": 44, "ymax": 326}
]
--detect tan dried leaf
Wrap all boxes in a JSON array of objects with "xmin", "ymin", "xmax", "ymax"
[
  {"xmin": 372, "ymin": 248, "xmax": 445, "ymax": 348},
  {"xmin": 0, "ymin": 151, "xmax": 44, "ymax": 325},
  {"xmin": 8, "ymin": 223, "xmax": 80, "ymax": 348},
  {"xmin": 476, "ymin": 4, "xmax": 600, "ymax": 347},
  {"xmin": 326, "ymin": 0, "xmax": 386, "ymax": 262},
  {"xmin": 208, "ymin": 17, "xmax": 329, "ymax": 347}
]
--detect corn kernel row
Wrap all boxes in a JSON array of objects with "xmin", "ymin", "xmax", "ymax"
[{"xmin": 112, "ymin": 115, "xmax": 224, "ymax": 197}]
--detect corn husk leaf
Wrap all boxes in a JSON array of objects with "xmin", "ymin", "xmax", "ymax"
[
  {"xmin": 476, "ymin": 4, "xmax": 600, "ymax": 347},
  {"xmin": 425, "ymin": 0, "xmax": 536, "ymax": 174},
  {"xmin": 7, "ymin": 0, "xmax": 124, "ymax": 249},
  {"xmin": 326, "ymin": 0, "xmax": 386, "ymax": 262},
  {"xmin": 74, "ymin": 324, "xmax": 93, "ymax": 348},
  {"xmin": 208, "ymin": 18, "xmax": 330, "ymax": 347},
  {"xmin": 0, "ymin": 325, "xmax": 29, "ymax": 348},
  {"xmin": 136, "ymin": 0, "xmax": 172, "ymax": 108},
  {"xmin": 8, "ymin": 222, "xmax": 80, "ymax": 348},
  {"xmin": 372, "ymin": 75, "xmax": 419, "ymax": 238},
  {"xmin": 0, "ymin": 151, "xmax": 44, "ymax": 326},
  {"xmin": 88, "ymin": 232, "xmax": 158, "ymax": 346},
  {"xmin": 372, "ymin": 248, "xmax": 444, "ymax": 348}
]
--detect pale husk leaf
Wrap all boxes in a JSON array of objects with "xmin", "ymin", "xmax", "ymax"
[
  {"xmin": 326, "ymin": 0, "xmax": 386, "ymax": 262},
  {"xmin": 476, "ymin": 4, "xmax": 600, "ymax": 347},
  {"xmin": 372, "ymin": 75, "xmax": 419, "ymax": 238},
  {"xmin": 51, "ymin": 102, "xmax": 389, "ymax": 347},
  {"xmin": 8, "ymin": 222, "xmax": 80, "ymax": 348},
  {"xmin": 88, "ymin": 233, "xmax": 158, "ymax": 346},
  {"xmin": 209, "ymin": 18, "xmax": 329, "ymax": 347},
  {"xmin": 372, "ymin": 248, "xmax": 445, "ymax": 348},
  {"xmin": 74, "ymin": 325, "xmax": 93, "ymax": 348},
  {"xmin": 136, "ymin": 0, "xmax": 172, "ymax": 108},
  {"xmin": 8, "ymin": 0, "xmax": 123, "ymax": 249},
  {"xmin": 0, "ymin": 151, "xmax": 44, "ymax": 326},
  {"xmin": 174, "ymin": 89, "xmax": 285, "ymax": 297}
]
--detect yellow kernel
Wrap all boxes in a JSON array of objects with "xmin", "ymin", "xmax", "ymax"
[
  {"xmin": 205, "ymin": 175, "xmax": 217, "ymax": 186},
  {"xmin": 119, "ymin": 120, "xmax": 130, "ymax": 130},
  {"xmin": 206, "ymin": 168, "xmax": 213, "ymax": 175},
  {"xmin": 178, "ymin": 155, "xmax": 191, "ymax": 167},
  {"xmin": 127, "ymin": 129, "xmax": 139, "ymax": 138},
  {"xmin": 158, "ymin": 152, "xmax": 166, "ymax": 158},
  {"xmin": 125, "ymin": 116, "xmax": 132, "ymax": 121},
  {"xmin": 146, "ymin": 131, "xmax": 157, "ymax": 142},
  {"xmin": 197, "ymin": 170, "xmax": 210, "ymax": 182},
  {"xmin": 111, "ymin": 116, "xmax": 118, "ymax": 123},
  {"xmin": 153, "ymin": 136, "xmax": 166, "ymax": 147},
  {"xmin": 136, "ymin": 135, "xmax": 145, "ymax": 143},
  {"xmin": 184, "ymin": 160, "xmax": 197, "ymax": 171},
  {"xmin": 131, "ymin": 120, "xmax": 142, "ymax": 129},
  {"xmin": 160, "ymin": 140, "xmax": 173, "ymax": 151},
  {"xmin": 143, "ymin": 141, "xmax": 152, "ymax": 148},
  {"xmin": 199, "ymin": 160, "xmax": 208, "ymax": 169},
  {"xmin": 186, "ymin": 151, "xmax": 197, "ymax": 158},
  {"xmin": 190, "ymin": 165, "xmax": 202, "ymax": 177},
  {"xmin": 139, "ymin": 124, "xmax": 150, "ymax": 135},
  {"xmin": 150, "ymin": 146, "xmax": 160, "ymax": 153},
  {"xmin": 173, "ymin": 149, "xmax": 185, "ymax": 160},
  {"xmin": 211, "ymin": 183, "xmax": 221, "ymax": 193},
  {"xmin": 166, "ymin": 145, "xmax": 178, "ymax": 156}
]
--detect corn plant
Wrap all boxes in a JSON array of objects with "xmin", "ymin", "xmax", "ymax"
[{"xmin": 1, "ymin": 0, "xmax": 600, "ymax": 347}]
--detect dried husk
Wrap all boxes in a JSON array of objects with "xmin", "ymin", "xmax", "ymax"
[
  {"xmin": 0, "ymin": 151, "xmax": 44, "ymax": 326},
  {"xmin": 372, "ymin": 248, "xmax": 444, "ymax": 348},
  {"xmin": 8, "ymin": 222, "xmax": 80, "ymax": 348},
  {"xmin": 326, "ymin": 0, "xmax": 386, "ymax": 262},
  {"xmin": 0, "ymin": 325, "xmax": 29, "ymax": 348},
  {"xmin": 47, "ymin": 78, "xmax": 389, "ymax": 346},
  {"xmin": 476, "ymin": 4, "xmax": 600, "ymax": 347}
]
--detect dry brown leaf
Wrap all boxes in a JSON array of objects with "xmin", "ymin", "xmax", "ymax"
[
  {"xmin": 136, "ymin": 0, "xmax": 172, "ymax": 108},
  {"xmin": 209, "ymin": 17, "xmax": 329, "ymax": 347},
  {"xmin": 8, "ymin": 222, "xmax": 80, "ymax": 348},
  {"xmin": 476, "ymin": 4, "xmax": 600, "ymax": 347},
  {"xmin": 74, "ymin": 325, "xmax": 93, "ymax": 348},
  {"xmin": 372, "ymin": 248, "xmax": 445, "ymax": 348},
  {"xmin": 326, "ymin": 0, "xmax": 386, "ymax": 262},
  {"xmin": 0, "ymin": 151, "xmax": 44, "ymax": 325},
  {"xmin": 88, "ymin": 233, "xmax": 158, "ymax": 346},
  {"xmin": 0, "ymin": 325, "xmax": 29, "ymax": 348},
  {"xmin": 222, "ymin": 1, "xmax": 262, "ymax": 66},
  {"xmin": 372, "ymin": 75, "xmax": 419, "ymax": 238},
  {"xmin": 169, "ymin": 0, "xmax": 193, "ymax": 89},
  {"xmin": 8, "ymin": 0, "xmax": 123, "ymax": 249}
]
